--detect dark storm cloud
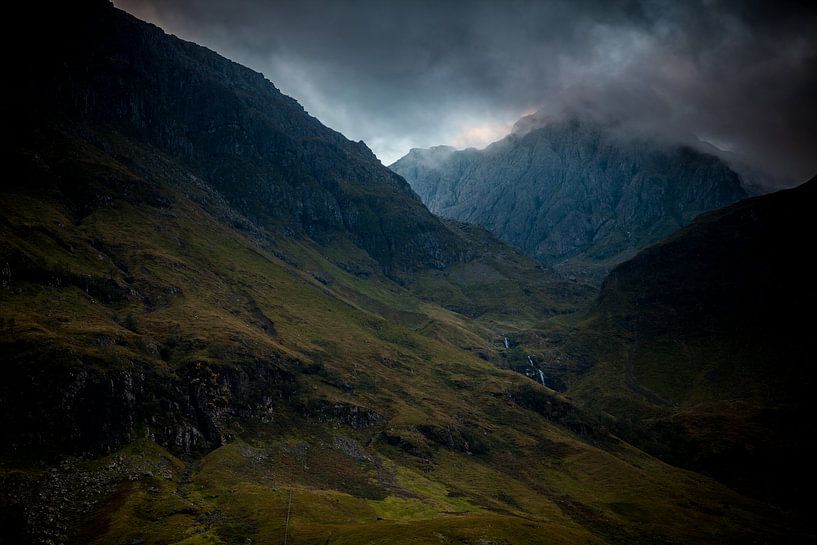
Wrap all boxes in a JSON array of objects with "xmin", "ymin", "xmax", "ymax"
[{"xmin": 115, "ymin": 0, "xmax": 817, "ymax": 184}]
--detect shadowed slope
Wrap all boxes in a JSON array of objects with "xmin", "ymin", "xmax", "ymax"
[
  {"xmin": 563, "ymin": 177, "xmax": 817, "ymax": 513},
  {"xmin": 0, "ymin": 117, "xmax": 792, "ymax": 545}
]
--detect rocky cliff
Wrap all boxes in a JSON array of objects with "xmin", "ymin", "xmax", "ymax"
[{"xmin": 392, "ymin": 116, "xmax": 747, "ymax": 281}]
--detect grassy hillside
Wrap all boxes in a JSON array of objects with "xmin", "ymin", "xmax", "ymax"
[{"xmin": 0, "ymin": 120, "xmax": 797, "ymax": 544}]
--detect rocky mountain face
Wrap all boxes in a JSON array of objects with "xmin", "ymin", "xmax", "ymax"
[
  {"xmin": 7, "ymin": 3, "xmax": 594, "ymax": 316},
  {"xmin": 392, "ymin": 116, "xmax": 747, "ymax": 281},
  {"xmin": 11, "ymin": 1, "xmax": 464, "ymax": 275}
]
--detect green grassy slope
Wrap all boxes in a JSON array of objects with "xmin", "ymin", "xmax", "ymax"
[{"xmin": 0, "ymin": 122, "xmax": 795, "ymax": 544}]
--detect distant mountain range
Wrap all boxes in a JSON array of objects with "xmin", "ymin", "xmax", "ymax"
[{"xmin": 392, "ymin": 115, "xmax": 747, "ymax": 282}]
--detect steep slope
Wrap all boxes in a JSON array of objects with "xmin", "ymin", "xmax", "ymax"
[
  {"xmin": 0, "ymin": 3, "xmax": 803, "ymax": 544},
  {"xmin": 1, "ymin": 112, "xmax": 791, "ymax": 545},
  {"xmin": 5, "ymin": 1, "xmax": 585, "ymax": 322},
  {"xmin": 527, "ymin": 178, "xmax": 817, "ymax": 515},
  {"xmin": 392, "ymin": 116, "xmax": 747, "ymax": 282},
  {"xmin": 11, "ymin": 1, "xmax": 459, "ymax": 274},
  {"xmin": 6, "ymin": 111, "xmax": 801, "ymax": 545}
]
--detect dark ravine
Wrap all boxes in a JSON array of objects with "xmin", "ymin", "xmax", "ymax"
[
  {"xmin": 391, "ymin": 115, "xmax": 747, "ymax": 282},
  {"xmin": 0, "ymin": 343, "xmax": 300, "ymax": 458}
]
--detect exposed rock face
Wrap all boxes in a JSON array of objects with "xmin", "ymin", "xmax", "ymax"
[
  {"xmin": 392, "ymin": 117, "xmax": 747, "ymax": 281},
  {"xmin": 0, "ymin": 346, "xmax": 299, "ymax": 457},
  {"xmin": 10, "ymin": 1, "xmax": 461, "ymax": 273}
]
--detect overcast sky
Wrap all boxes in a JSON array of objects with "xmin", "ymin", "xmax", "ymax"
[{"xmin": 115, "ymin": 0, "xmax": 816, "ymax": 184}]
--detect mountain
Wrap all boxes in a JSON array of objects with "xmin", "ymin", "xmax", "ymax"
[
  {"xmin": 6, "ymin": 1, "xmax": 587, "ymax": 322},
  {"xmin": 519, "ymin": 177, "xmax": 817, "ymax": 517},
  {"xmin": 391, "ymin": 115, "xmax": 747, "ymax": 282},
  {"xmin": 10, "ymin": 1, "xmax": 459, "ymax": 275},
  {"xmin": 0, "ymin": 3, "xmax": 804, "ymax": 544}
]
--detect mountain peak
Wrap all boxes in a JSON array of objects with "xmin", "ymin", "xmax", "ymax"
[
  {"xmin": 392, "ymin": 112, "xmax": 747, "ymax": 282},
  {"xmin": 510, "ymin": 110, "xmax": 556, "ymax": 136}
]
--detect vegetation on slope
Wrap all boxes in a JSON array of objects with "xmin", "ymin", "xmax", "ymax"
[{"xmin": 0, "ymin": 120, "xmax": 791, "ymax": 544}]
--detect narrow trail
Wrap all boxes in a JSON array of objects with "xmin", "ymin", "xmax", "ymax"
[
  {"xmin": 283, "ymin": 488, "xmax": 293, "ymax": 545},
  {"xmin": 174, "ymin": 461, "xmax": 219, "ymax": 536}
]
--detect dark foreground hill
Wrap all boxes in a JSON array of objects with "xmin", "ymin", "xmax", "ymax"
[
  {"xmin": 517, "ymin": 177, "xmax": 817, "ymax": 523},
  {"xmin": 391, "ymin": 115, "xmax": 747, "ymax": 283},
  {"xmin": 0, "ymin": 2, "xmax": 805, "ymax": 544}
]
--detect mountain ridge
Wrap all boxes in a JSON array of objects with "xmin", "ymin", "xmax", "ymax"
[
  {"xmin": 10, "ymin": 1, "xmax": 466, "ymax": 275},
  {"xmin": 391, "ymin": 115, "xmax": 747, "ymax": 282}
]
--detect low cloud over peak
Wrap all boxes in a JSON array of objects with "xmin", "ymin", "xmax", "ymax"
[{"xmin": 116, "ymin": 0, "xmax": 817, "ymax": 186}]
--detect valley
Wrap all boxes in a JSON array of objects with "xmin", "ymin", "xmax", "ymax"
[{"xmin": 1, "ymin": 2, "xmax": 814, "ymax": 544}]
